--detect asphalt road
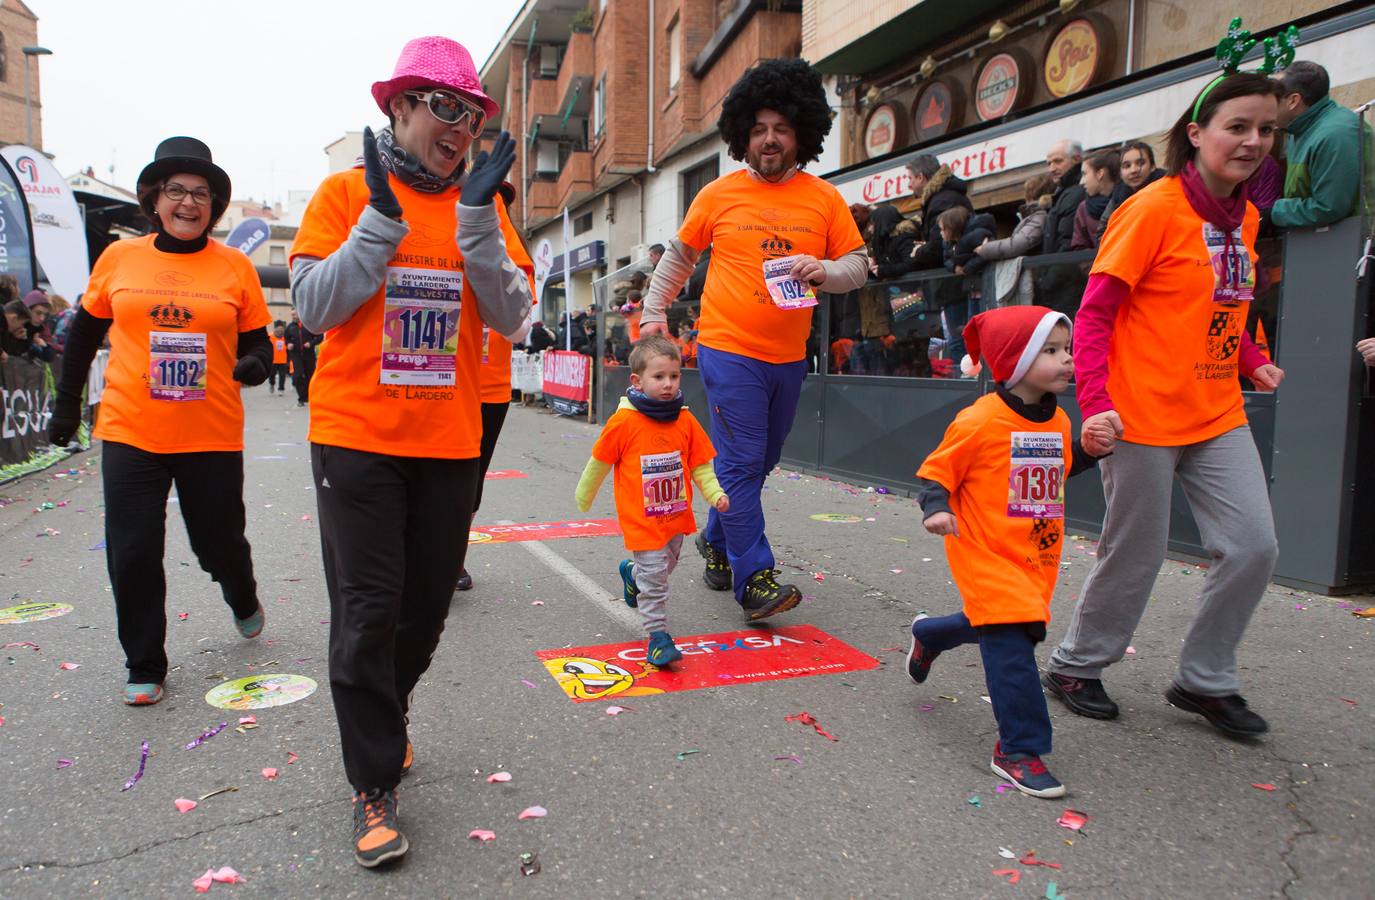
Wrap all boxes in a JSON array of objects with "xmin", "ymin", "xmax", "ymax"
[{"xmin": 0, "ymin": 388, "xmax": 1370, "ymax": 899}]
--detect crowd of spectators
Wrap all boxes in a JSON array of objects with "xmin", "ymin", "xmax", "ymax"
[{"xmin": 833, "ymin": 58, "xmax": 1365, "ymax": 379}]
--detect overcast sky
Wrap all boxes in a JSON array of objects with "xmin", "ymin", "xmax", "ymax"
[{"xmin": 34, "ymin": 1, "xmax": 518, "ymax": 210}]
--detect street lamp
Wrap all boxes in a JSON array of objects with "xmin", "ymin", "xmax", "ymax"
[{"xmin": 21, "ymin": 45, "xmax": 52, "ymax": 148}]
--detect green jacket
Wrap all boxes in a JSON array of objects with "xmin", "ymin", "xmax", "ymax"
[{"xmin": 1271, "ymin": 97, "xmax": 1362, "ymax": 228}]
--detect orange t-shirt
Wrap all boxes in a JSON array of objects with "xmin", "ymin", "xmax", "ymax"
[
  {"xmin": 82, "ymin": 235, "xmax": 272, "ymax": 454},
  {"xmin": 290, "ymin": 168, "xmax": 529, "ymax": 459},
  {"xmin": 481, "ymin": 328, "xmax": 513, "ymax": 403},
  {"xmin": 591, "ymin": 400, "xmax": 716, "ymax": 552},
  {"xmin": 626, "ymin": 306, "xmax": 642, "ymax": 343},
  {"xmin": 916, "ymin": 393, "xmax": 1073, "ymax": 626},
  {"xmin": 272, "ymin": 337, "xmax": 287, "ymax": 364},
  {"xmin": 1092, "ymin": 176, "xmax": 1258, "ymax": 446},
  {"xmin": 679, "ymin": 170, "xmax": 863, "ymax": 364}
]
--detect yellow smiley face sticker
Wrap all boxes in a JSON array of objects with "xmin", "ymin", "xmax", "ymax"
[{"xmin": 541, "ymin": 656, "xmax": 664, "ymax": 701}]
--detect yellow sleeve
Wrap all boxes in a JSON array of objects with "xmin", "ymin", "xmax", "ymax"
[
  {"xmin": 575, "ymin": 458, "xmax": 613, "ymax": 512},
  {"xmin": 691, "ymin": 462, "xmax": 725, "ymax": 505}
]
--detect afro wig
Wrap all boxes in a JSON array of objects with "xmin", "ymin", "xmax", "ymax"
[{"xmin": 717, "ymin": 58, "xmax": 832, "ymax": 168}]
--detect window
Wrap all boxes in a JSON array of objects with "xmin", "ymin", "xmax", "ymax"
[
  {"xmin": 574, "ymin": 212, "xmax": 593, "ymax": 235},
  {"xmin": 667, "ymin": 18, "xmax": 680, "ymax": 91},
  {"xmin": 593, "ymin": 72, "xmax": 607, "ymax": 138},
  {"xmin": 269, "ymin": 245, "xmax": 286, "ymax": 266},
  {"xmin": 681, "ymin": 156, "xmax": 719, "ymax": 217}
]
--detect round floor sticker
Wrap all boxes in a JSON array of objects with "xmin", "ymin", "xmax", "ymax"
[
  {"xmin": 468, "ymin": 530, "xmax": 494, "ymax": 544},
  {"xmin": 810, "ymin": 514, "xmax": 863, "ymax": 524},
  {"xmin": 0, "ymin": 601, "xmax": 74, "ymax": 624},
  {"xmin": 205, "ymin": 674, "xmax": 318, "ymax": 710}
]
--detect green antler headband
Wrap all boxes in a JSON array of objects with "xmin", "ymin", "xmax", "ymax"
[{"xmin": 1192, "ymin": 18, "xmax": 1302, "ymax": 123}]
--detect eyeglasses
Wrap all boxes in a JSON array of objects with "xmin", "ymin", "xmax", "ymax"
[
  {"xmin": 404, "ymin": 89, "xmax": 486, "ymax": 137},
  {"xmin": 162, "ymin": 183, "xmax": 213, "ymax": 205}
]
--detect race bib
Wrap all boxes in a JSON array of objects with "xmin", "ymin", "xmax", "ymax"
[
  {"xmin": 763, "ymin": 255, "xmax": 818, "ymax": 310},
  {"xmin": 641, "ymin": 451, "xmax": 688, "ymax": 517},
  {"xmin": 1008, "ymin": 432, "xmax": 1064, "ymax": 519},
  {"xmin": 381, "ymin": 266, "xmax": 463, "ymax": 386},
  {"xmin": 482, "ymin": 326, "xmax": 490, "ymax": 365},
  {"xmin": 149, "ymin": 331, "xmax": 207, "ymax": 401},
  {"xmin": 1202, "ymin": 223, "xmax": 1254, "ymax": 305}
]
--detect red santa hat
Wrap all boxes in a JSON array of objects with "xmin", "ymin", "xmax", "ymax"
[{"xmin": 959, "ymin": 306, "xmax": 1072, "ymax": 387}]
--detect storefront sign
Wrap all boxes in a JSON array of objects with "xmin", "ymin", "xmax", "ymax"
[
  {"xmin": 542, "ymin": 349, "xmax": 592, "ymax": 416},
  {"xmin": 536, "ymin": 624, "xmax": 881, "ymax": 701},
  {"xmin": 469, "ymin": 518, "xmax": 621, "ymax": 543},
  {"xmin": 975, "ymin": 53, "xmax": 1022, "ymax": 121},
  {"xmin": 1045, "ymin": 18, "xmax": 1102, "ymax": 98},
  {"xmin": 863, "ymin": 104, "xmax": 901, "ymax": 158},
  {"xmin": 913, "ymin": 80, "xmax": 958, "ymax": 142}
]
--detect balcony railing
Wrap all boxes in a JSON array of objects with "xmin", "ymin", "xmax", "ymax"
[
  {"xmin": 556, "ymin": 149, "xmax": 593, "ymax": 209},
  {"xmin": 527, "ymin": 76, "xmax": 560, "ymax": 118},
  {"xmin": 556, "ymin": 32, "xmax": 594, "ymax": 122}
]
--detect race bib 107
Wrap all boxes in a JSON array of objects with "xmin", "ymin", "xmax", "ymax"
[{"xmin": 641, "ymin": 450, "xmax": 688, "ymax": 518}]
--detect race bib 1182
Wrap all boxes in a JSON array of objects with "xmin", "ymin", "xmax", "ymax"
[
  {"xmin": 149, "ymin": 331, "xmax": 207, "ymax": 401},
  {"xmin": 1008, "ymin": 431, "xmax": 1064, "ymax": 519},
  {"xmin": 381, "ymin": 266, "xmax": 463, "ymax": 386}
]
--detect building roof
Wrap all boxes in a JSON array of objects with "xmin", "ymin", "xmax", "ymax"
[
  {"xmin": 66, "ymin": 170, "xmax": 136, "ymax": 202},
  {"xmin": 477, "ymin": 0, "xmax": 582, "ymax": 128}
]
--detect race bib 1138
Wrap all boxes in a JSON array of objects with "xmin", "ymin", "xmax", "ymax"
[{"xmin": 1007, "ymin": 431, "xmax": 1064, "ymax": 519}]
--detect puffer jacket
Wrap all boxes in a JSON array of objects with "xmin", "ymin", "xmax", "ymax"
[
  {"xmin": 978, "ymin": 197, "xmax": 1050, "ymax": 261},
  {"xmin": 944, "ymin": 212, "xmax": 997, "ymax": 275},
  {"xmin": 909, "ymin": 166, "xmax": 975, "ymax": 270}
]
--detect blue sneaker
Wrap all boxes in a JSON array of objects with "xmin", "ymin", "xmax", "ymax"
[
  {"xmin": 990, "ymin": 742, "xmax": 1066, "ymax": 799},
  {"xmin": 646, "ymin": 631, "xmax": 683, "ymax": 667},
  {"xmin": 234, "ymin": 604, "xmax": 264, "ymax": 639},
  {"xmin": 906, "ymin": 614, "xmax": 940, "ymax": 684},
  {"xmin": 618, "ymin": 560, "xmax": 639, "ymax": 608}
]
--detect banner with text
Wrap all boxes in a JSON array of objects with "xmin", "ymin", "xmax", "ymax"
[
  {"xmin": 0, "ymin": 356, "xmax": 54, "ymax": 478},
  {"xmin": 1, "ymin": 146, "xmax": 90, "ymax": 299},
  {"xmin": 0, "ymin": 155, "xmax": 37, "ymax": 296},
  {"xmin": 511, "ymin": 349, "xmax": 544, "ymax": 393},
  {"xmin": 542, "ymin": 349, "xmax": 591, "ymax": 416}
]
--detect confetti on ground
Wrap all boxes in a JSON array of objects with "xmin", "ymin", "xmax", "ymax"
[
  {"xmin": 1019, "ymin": 852, "xmax": 1062, "ymax": 869},
  {"xmin": 286, "ymin": 751, "xmax": 299, "ymax": 764},
  {"xmin": 774, "ymin": 754, "xmax": 803, "ymax": 765},
  {"xmin": 58, "ymin": 662, "xmax": 80, "ymax": 670},
  {"xmin": 2, "ymin": 642, "xmax": 39, "ymax": 650},
  {"xmin": 56, "ymin": 759, "xmax": 73, "ymax": 769},
  {"xmin": 487, "ymin": 772, "xmax": 512, "ymax": 783},
  {"xmin": 937, "ymin": 695, "xmax": 958, "ymax": 704},
  {"xmin": 262, "ymin": 768, "xmax": 278, "ymax": 780},
  {"xmin": 518, "ymin": 805, "xmax": 547, "ymax": 820},
  {"xmin": 1339, "ymin": 697, "xmax": 1358, "ymax": 708},
  {"xmin": 993, "ymin": 869, "xmax": 1022, "ymax": 884},
  {"xmin": 468, "ymin": 829, "xmax": 496, "ymax": 841},
  {"xmin": 198, "ymin": 787, "xmax": 238, "ymax": 801},
  {"xmin": 120, "ymin": 741, "xmax": 149, "ymax": 791},
  {"xmin": 605, "ymin": 705, "xmax": 631, "ymax": 715},
  {"xmin": 521, "ymin": 679, "xmax": 538, "ymax": 689},
  {"xmin": 998, "ymin": 847, "xmax": 1016, "ymax": 859},
  {"xmin": 920, "ymin": 704, "xmax": 935, "ymax": 711},
  {"xmin": 1252, "ymin": 783, "xmax": 1277, "ymax": 791},
  {"xmin": 676, "ymin": 749, "xmax": 701, "ymax": 761},
  {"xmin": 185, "ymin": 722, "xmax": 229, "ymax": 750},
  {"xmin": 238, "ymin": 716, "xmax": 256, "ymax": 725},
  {"xmin": 1056, "ymin": 809, "xmax": 1089, "ymax": 831},
  {"xmin": 812, "ymin": 573, "xmax": 825, "ymax": 582},
  {"xmin": 192, "ymin": 866, "xmax": 244, "ymax": 893},
  {"xmin": 968, "ymin": 795, "xmax": 982, "ymax": 808},
  {"xmin": 520, "ymin": 851, "xmax": 540, "ymax": 876},
  {"xmin": 531, "ymin": 600, "xmax": 545, "ymax": 606},
  {"xmin": 890, "ymin": 568, "xmax": 904, "ymax": 574},
  {"xmin": 178, "ymin": 613, "xmax": 189, "ymax": 620},
  {"xmin": 175, "ymin": 798, "xmax": 198, "ymax": 813},
  {"xmin": 995, "ymin": 782, "xmax": 1015, "ymax": 794},
  {"xmin": 1045, "ymin": 883, "xmax": 1063, "ymax": 900},
  {"xmin": 784, "ymin": 711, "xmax": 838, "ymax": 741}
]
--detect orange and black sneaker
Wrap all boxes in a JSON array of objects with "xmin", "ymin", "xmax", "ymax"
[
  {"xmin": 400, "ymin": 740, "xmax": 413, "ymax": 778},
  {"xmin": 351, "ymin": 789, "xmax": 408, "ymax": 868}
]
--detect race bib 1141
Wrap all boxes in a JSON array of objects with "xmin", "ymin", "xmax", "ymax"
[
  {"xmin": 1007, "ymin": 431, "xmax": 1064, "ymax": 519},
  {"xmin": 763, "ymin": 255, "xmax": 819, "ymax": 310},
  {"xmin": 381, "ymin": 266, "xmax": 463, "ymax": 386}
]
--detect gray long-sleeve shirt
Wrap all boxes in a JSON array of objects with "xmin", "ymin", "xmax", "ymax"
[{"xmin": 290, "ymin": 202, "xmax": 532, "ymax": 339}]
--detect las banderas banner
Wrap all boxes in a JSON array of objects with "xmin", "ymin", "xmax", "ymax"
[
  {"xmin": 542, "ymin": 349, "xmax": 591, "ymax": 415},
  {"xmin": 1, "ymin": 356, "xmax": 53, "ymax": 466}
]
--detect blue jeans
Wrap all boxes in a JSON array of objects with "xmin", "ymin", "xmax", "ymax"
[
  {"xmin": 697, "ymin": 344, "xmax": 808, "ymax": 601},
  {"xmin": 913, "ymin": 612, "xmax": 1052, "ymax": 757}
]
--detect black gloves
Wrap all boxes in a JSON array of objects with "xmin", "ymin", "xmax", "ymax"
[
  {"xmin": 460, "ymin": 131, "xmax": 516, "ymax": 207},
  {"xmin": 363, "ymin": 126, "xmax": 403, "ymax": 220},
  {"xmin": 233, "ymin": 355, "xmax": 268, "ymax": 386},
  {"xmin": 47, "ymin": 394, "xmax": 81, "ymax": 447}
]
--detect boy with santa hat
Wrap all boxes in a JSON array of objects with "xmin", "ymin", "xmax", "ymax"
[{"xmin": 909, "ymin": 306, "xmax": 1116, "ymax": 797}]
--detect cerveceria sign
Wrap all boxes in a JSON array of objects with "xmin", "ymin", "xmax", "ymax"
[{"xmin": 1045, "ymin": 18, "xmax": 1103, "ymax": 98}]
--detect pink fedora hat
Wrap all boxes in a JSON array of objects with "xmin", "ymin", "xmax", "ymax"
[{"xmin": 371, "ymin": 36, "xmax": 500, "ymax": 120}]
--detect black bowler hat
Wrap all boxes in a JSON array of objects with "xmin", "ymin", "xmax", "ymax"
[{"xmin": 137, "ymin": 136, "xmax": 231, "ymax": 201}]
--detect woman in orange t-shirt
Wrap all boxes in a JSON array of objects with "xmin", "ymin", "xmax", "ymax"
[
  {"xmin": 47, "ymin": 137, "xmax": 274, "ymax": 707},
  {"xmin": 287, "ymin": 37, "xmax": 532, "ymax": 867},
  {"xmin": 1046, "ymin": 73, "xmax": 1286, "ymax": 739}
]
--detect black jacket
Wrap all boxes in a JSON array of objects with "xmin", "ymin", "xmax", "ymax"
[
  {"xmin": 1042, "ymin": 166, "xmax": 1087, "ymax": 254},
  {"xmin": 283, "ymin": 322, "xmax": 319, "ymax": 368},
  {"xmin": 943, "ymin": 213, "xmax": 997, "ymax": 276},
  {"xmin": 868, "ymin": 205, "xmax": 921, "ymax": 279},
  {"xmin": 525, "ymin": 322, "xmax": 555, "ymax": 354},
  {"xmin": 909, "ymin": 167, "xmax": 974, "ymax": 271}
]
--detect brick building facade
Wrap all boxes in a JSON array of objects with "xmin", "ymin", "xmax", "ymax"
[{"xmin": 0, "ymin": 0, "xmax": 41, "ymax": 150}]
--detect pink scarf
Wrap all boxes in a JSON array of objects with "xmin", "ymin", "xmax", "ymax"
[{"xmin": 1180, "ymin": 161, "xmax": 1249, "ymax": 293}]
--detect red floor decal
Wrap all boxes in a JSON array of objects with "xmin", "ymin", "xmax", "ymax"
[
  {"xmin": 536, "ymin": 624, "xmax": 880, "ymax": 701},
  {"xmin": 470, "ymin": 518, "xmax": 622, "ymax": 543},
  {"xmin": 484, "ymin": 470, "xmax": 529, "ymax": 480}
]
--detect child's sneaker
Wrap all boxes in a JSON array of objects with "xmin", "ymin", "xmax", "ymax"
[
  {"xmin": 646, "ymin": 631, "xmax": 683, "ymax": 667},
  {"xmin": 906, "ymin": 614, "xmax": 939, "ymax": 684},
  {"xmin": 990, "ymin": 742, "xmax": 1066, "ymax": 799},
  {"xmin": 618, "ymin": 559, "xmax": 639, "ymax": 608}
]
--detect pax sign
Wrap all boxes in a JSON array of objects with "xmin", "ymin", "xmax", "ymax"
[{"xmin": 1045, "ymin": 19, "xmax": 1101, "ymax": 98}]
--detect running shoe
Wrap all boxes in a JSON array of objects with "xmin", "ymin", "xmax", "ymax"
[
  {"xmin": 739, "ymin": 569, "xmax": 802, "ymax": 620},
  {"xmin": 905, "ymin": 614, "xmax": 939, "ymax": 684},
  {"xmin": 1043, "ymin": 672, "xmax": 1119, "ymax": 720},
  {"xmin": 124, "ymin": 683, "xmax": 164, "ymax": 706},
  {"xmin": 646, "ymin": 631, "xmax": 683, "ymax": 667},
  {"xmin": 990, "ymin": 743, "xmax": 1066, "ymax": 799},
  {"xmin": 352, "ymin": 789, "xmax": 408, "ymax": 868},
  {"xmin": 234, "ymin": 604, "xmax": 264, "ymax": 639},
  {"xmin": 1164, "ymin": 684, "xmax": 1268, "ymax": 738},
  {"xmin": 618, "ymin": 559, "xmax": 639, "ymax": 608},
  {"xmin": 695, "ymin": 530, "xmax": 732, "ymax": 592}
]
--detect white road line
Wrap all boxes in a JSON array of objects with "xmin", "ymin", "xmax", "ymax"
[{"xmin": 498, "ymin": 521, "xmax": 643, "ymax": 634}]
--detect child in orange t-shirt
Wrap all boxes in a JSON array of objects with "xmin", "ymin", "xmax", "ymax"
[
  {"xmin": 575, "ymin": 335, "xmax": 729, "ymax": 666},
  {"xmin": 910, "ymin": 307, "xmax": 1115, "ymax": 799},
  {"xmin": 270, "ymin": 323, "xmax": 289, "ymax": 394}
]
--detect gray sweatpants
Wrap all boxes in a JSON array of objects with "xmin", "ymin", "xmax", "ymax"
[
  {"xmin": 632, "ymin": 534, "xmax": 683, "ymax": 636},
  {"xmin": 1048, "ymin": 426, "xmax": 1278, "ymax": 696}
]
